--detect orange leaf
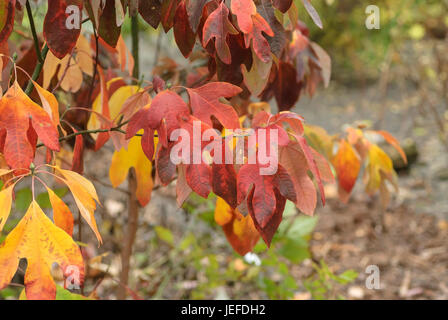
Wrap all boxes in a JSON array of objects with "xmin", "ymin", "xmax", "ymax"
[
  {"xmin": 215, "ymin": 197, "xmax": 260, "ymax": 256},
  {"xmin": 47, "ymin": 187, "xmax": 74, "ymax": 237},
  {"xmin": 332, "ymin": 139, "xmax": 361, "ymax": 203}
]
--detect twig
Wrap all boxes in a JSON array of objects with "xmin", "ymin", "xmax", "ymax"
[
  {"xmin": 117, "ymin": 14, "xmax": 141, "ymax": 300},
  {"xmin": 86, "ymin": 24, "xmax": 100, "ymax": 106},
  {"xmin": 24, "ymin": 0, "xmax": 49, "ymax": 95},
  {"xmin": 26, "ymin": 0, "xmax": 42, "ymax": 63}
]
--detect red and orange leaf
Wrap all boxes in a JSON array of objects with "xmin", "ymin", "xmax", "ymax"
[
  {"xmin": 215, "ymin": 197, "xmax": 260, "ymax": 255},
  {"xmin": 332, "ymin": 139, "xmax": 361, "ymax": 203},
  {"xmin": 0, "ymin": 82, "xmax": 60, "ymax": 171},
  {"xmin": 43, "ymin": 0, "xmax": 83, "ymax": 59},
  {"xmin": 202, "ymin": 2, "xmax": 239, "ymax": 64},
  {"xmin": 126, "ymin": 90, "xmax": 190, "ymax": 159},
  {"xmin": 375, "ymin": 130, "xmax": 408, "ymax": 164},
  {"xmin": 231, "ymin": 0, "xmax": 256, "ymax": 34},
  {"xmin": 0, "ymin": 201, "xmax": 84, "ymax": 300},
  {"xmin": 186, "ymin": 82, "xmax": 242, "ymax": 129}
]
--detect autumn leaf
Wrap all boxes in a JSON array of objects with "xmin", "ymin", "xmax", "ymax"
[
  {"xmin": 138, "ymin": 0, "xmax": 162, "ymax": 29},
  {"xmin": 0, "ymin": 184, "xmax": 15, "ymax": 231},
  {"xmin": 126, "ymin": 90, "xmax": 190, "ymax": 160},
  {"xmin": 243, "ymin": 13, "xmax": 273, "ymax": 63},
  {"xmin": 98, "ymin": 0, "xmax": 124, "ymax": 47},
  {"xmin": 0, "ymin": 0, "xmax": 15, "ymax": 46},
  {"xmin": 215, "ymin": 197, "xmax": 260, "ymax": 255},
  {"xmin": 186, "ymin": 82, "xmax": 242, "ymax": 129},
  {"xmin": 332, "ymin": 139, "xmax": 361, "ymax": 203},
  {"xmin": 231, "ymin": 0, "xmax": 256, "ymax": 34},
  {"xmin": 173, "ymin": 0, "xmax": 196, "ymax": 58},
  {"xmin": 364, "ymin": 144, "xmax": 397, "ymax": 195},
  {"xmin": 186, "ymin": 0, "xmax": 208, "ymax": 33},
  {"xmin": 43, "ymin": 0, "xmax": 83, "ymax": 59},
  {"xmin": 109, "ymin": 134, "xmax": 154, "ymax": 206},
  {"xmin": 272, "ymin": 0, "xmax": 293, "ymax": 13},
  {"xmin": 0, "ymin": 82, "xmax": 60, "ymax": 171},
  {"xmin": 47, "ymin": 187, "xmax": 74, "ymax": 236},
  {"xmin": 161, "ymin": 0, "xmax": 181, "ymax": 32},
  {"xmin": 279, "ymin": 143, "xmax": 317, "ymax": 215},
  {"xmin": 53, "ymin": 167, "xmax": 102, "ymax": 243},
  {"xmin": 0, "ymin": 201, "xmax": 84, "ymax": 300},
  {"xmin": 203, "ymin": 2, "xmax": 239, "ymax": 64},
  {"xmin": 374, "ymin": 130, "xmax": 408, "ymax": 164},
  {"xmin": 237, "ymin": 163, "xmax": 296, "ymax": 235}
]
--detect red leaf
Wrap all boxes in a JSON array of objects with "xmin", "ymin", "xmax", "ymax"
[
  {"xmin": 186, "ymin": 82, "xmax": 242, "ymax": 129},
  {"xmin": 273, "ymin": 0, "xmax": 293, "ymax": 13},
  {"xmin": 0, "ymin": 0, "xmax": 15, "ymax": 46},
  {"xmin": 126, "ymin": 90, "xmax": 190, "ymax": 159},
  {"xmin": 98, "ymin": 0, "xmax": 124, "ymax": 48},
  {"xmin": 44, "ymin": 0, "xmax": 83, "ymax": 59},
  {"xmin": 231, "ymin": 0, "xmax": 256, "ymax": 34},
  {"xmin": 202, "ymin": 2, "xmax": 239, "ymax": 64},
  {"xmin": 71, "ymin": 130, "xmax": 84, "ymax": 174},
  {"xmin": 294, "ymin": 134, "xmax": 326, "ymax": 206},
  {"xmin": 272, "ymin": 62, "xmax": 301, "ymax": 111},
  {"xmin": 186, "ymin": 0, "xmax": 208, "ymax": 33},
  {"xmin": 237, "ymin": 163, "xmax": 295, "ymax": 230},
  {"xmin": 174, "ymin": 0, "xmax": 196, "ymax": 58},
  {"xmin": 138, "ymin": 0, "xmax": 161, "ymax": 29},
  {"xmin": 161, "ymin": 0, "xmax": 181, "ymax": 32},
  {"xmin": 243, "ymin": 13, "xmax": 273, "ymax": 63},
  {"xmin": 247, "ymin": 187, "xmax": 286, "ymax": 246}
]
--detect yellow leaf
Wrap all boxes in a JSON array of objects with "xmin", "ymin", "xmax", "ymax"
[
  {"xmin": 74, "ymin": 34, "xmax": 93, "ymax": 77},
  {"xmin": 0, "ymin": 184, "xmax": 14, "ymax": 231},
  {"xmin": 109, "ymin": 134, "xmax": 154, "ymax": 206},
  {"xmin": 53, "ymin": 167, "xmax": 102, "ymax": 243},
  {"xmin": 0, "ymin": 201, "xmax": 84, "ymax": 300},
  {"xmin": 365, "ymin": 144, "xmax": 395, "ymax": 194}
]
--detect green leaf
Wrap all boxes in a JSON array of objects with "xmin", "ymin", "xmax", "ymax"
[
  {"xmin": 155, "ymin": 226, "xmax": 174, "ymax": 245},
  {"xmin": 278, "ymin": 238, "xmax": 310, "ymax": 263},
  {"xmin": 15, "ymin": 188, "xmax": 32, "ymax": 212}
]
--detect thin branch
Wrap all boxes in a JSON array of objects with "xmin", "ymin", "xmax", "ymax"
[
  {"xmin": 86, "ymin": 25, "xmax": 100, "ymax": 106},
  {"xmin": 26, "ymin": 0, "xmax": 42, "ymax": 63}
]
